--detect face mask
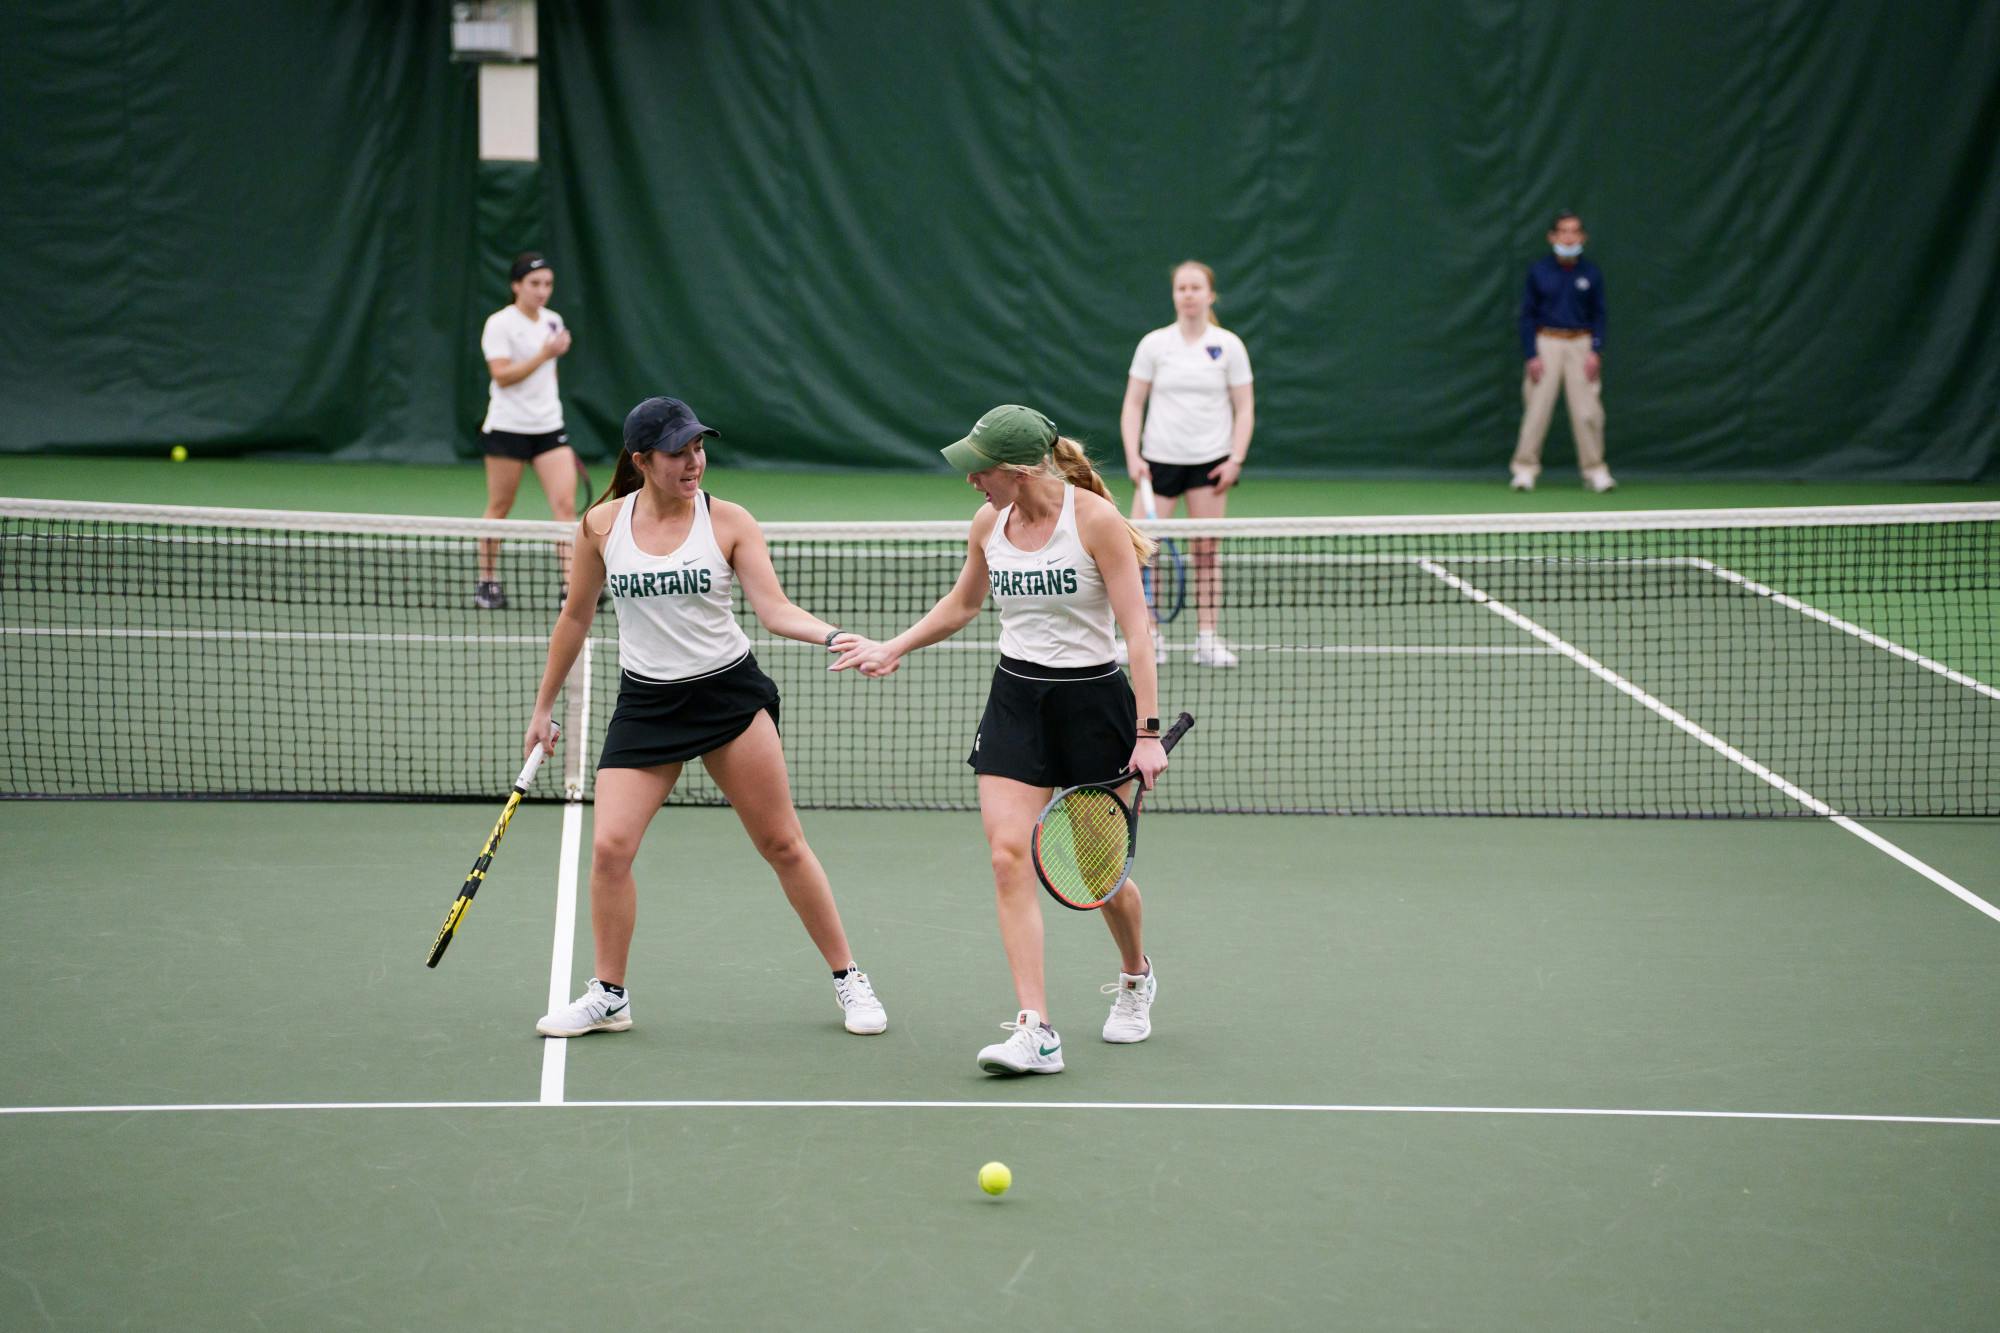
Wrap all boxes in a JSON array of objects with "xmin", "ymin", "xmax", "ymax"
[{"xmin": 1553, "ymin": 242, "xmax": 1584, "ymax": 259}]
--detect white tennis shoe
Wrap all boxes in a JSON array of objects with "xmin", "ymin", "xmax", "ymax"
[
  {"xmin": 1583, "ymin": 468, "xmax": 1617, "ymax": 493},
  {"xmin": 1193, "ymin": 631, "xmax": 1239, "ymax": 668},
  {"xmin": 1101, "ymin": 961, "xmax": 1157, "ymax": 1043},
  {"xmin": 1510, "ymin": 468, "xmax": 1536, "ymax": 492},
  {"xmin": 977, "ymin": 1010, "xmax": 1065, "ymax": 1075},
  {"xmin": 833, "ymin": 968, "xmax": 888, "ymax": 1034},
  {"xmin": 536, "ymin": 978, "xmax": 632, "ymax": 1037}
]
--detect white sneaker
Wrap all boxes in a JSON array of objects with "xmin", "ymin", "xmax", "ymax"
[
  {"xmin": 833, "ymin": 968, "xmax": 888, "ymax": 1034},
  {"xmin": 536, "ymin": 978, "xmax": 632, "ymax": 1037},
  {"xmin": 1193, "ymin": 632, "xmax": 1238, "ymax": 669},
  {"xmin": 1510, "ymin": 469, "xmax": 1535, "ymax": 492},
  {"xmin": 1101, "ymin": 960, "xmax": 1157, "ymax": 1043},
  {"xmin": 1583, "ymin": 469, "xmax": 1617, "ymax": 493},
  {"xmin": 976, "ymin": 1009, "xmax": 1065, "ymax": 1075}
]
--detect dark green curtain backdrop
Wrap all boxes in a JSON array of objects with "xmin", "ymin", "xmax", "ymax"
[
  {"xmin": 4, "ymin": 2, "xmax": 1995, "ymax": 477},
  {"xmin": 0, "ymin": 2, "xmax": 479, "ymax": 462},
  {"xmin": 541, "ymin": 0, "xmax": 1999, "ymax": 479}
]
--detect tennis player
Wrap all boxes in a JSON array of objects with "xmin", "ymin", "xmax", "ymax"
[
  {"xmin": 1119, "ymin": 259, "xmax": 1255, "ymax": 667},
  {"xmin": 475, "ymin": 253, "xmax": 582, "ymax": 611},
  {"xmin": 832, "ymin": 405, "xmax": 1168, "ymax": 1075},
  {"xmin": 523, "ymin": 396, "xmax": 889, "ymax": 1039}
]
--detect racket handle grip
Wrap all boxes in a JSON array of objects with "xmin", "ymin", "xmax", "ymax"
[
  {"xmin": 1159, "ymin": 711, "xmax": 1195, "ymax": 753},
  {"xmin": 1137, "ymin": 478, "xmax": 1158, "ymax": 520},
  {"xmin": 514, "ymin": 720, "xmax": 563, "ymax": 790}
]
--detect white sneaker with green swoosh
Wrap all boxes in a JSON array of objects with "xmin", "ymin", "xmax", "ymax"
[{"xmin": 977, "ymin": 1010, "xmax": 1065, "ymax": 1075}]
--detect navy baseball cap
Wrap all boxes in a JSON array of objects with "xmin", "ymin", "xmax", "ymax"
[{"xmin": 622, "ymin": 396, "xmax": 718, "ymax": 455}]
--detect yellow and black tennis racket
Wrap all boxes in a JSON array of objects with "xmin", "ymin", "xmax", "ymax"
[
  {"xmin": 425, "ymin": 722, "xmax": 560, "ymax": 967},
  {"xmin": 1031, "ymin": 712, "xmax": 1194, "ymax": 911}
]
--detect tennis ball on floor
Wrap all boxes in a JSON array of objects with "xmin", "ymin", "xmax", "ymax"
[
  {"xmin": 169, "ymin": 445, "xmax": 189, "ymax": 462},
  {"xmin": 978, "ymin": 1161, "xmax": 1012, "ymax": 1196}
]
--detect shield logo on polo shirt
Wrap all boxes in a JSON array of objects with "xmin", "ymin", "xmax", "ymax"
[
  {"xmin": 1576, "ymin": 277, "xmax": 1590, "ymax": 290},
  {"xmin": 1206, "ymin": 345, "xmax": 1223, "ymax": 360}
]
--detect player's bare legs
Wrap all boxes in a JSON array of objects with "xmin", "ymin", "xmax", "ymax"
[
  {"xmin": 703, "ymin": 711, "xmax": 856, "ymax": 970},
  {"xmin": 586, "ymin": 763, "xmax": 680, "ymax": 983}
]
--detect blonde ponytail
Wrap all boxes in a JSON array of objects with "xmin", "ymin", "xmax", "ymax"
[{"xmin": 1042, "ymin": 435, "xmax": 1157, "ymax": 565}]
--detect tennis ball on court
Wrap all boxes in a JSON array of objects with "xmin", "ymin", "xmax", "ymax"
[
  {"xmin": 978, "ymin": 1161, "xmax": 1012, "ymax": 1196},
  {"xmin": 169, "ymin": 445, "xmax": 189, "ymax": 462}
]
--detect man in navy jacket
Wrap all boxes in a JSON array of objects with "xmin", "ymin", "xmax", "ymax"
[{"xmin": 1511, "ymin": 212, "xmax": 1614, "ymax": 492}]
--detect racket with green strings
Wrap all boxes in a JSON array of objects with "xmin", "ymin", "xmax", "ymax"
[
  {"xmin": 425, "ymin": 722, "xmax": 560, "ymax": 967},
  {"xmin": 1031, "ymin": 712, "xmax": 1194, "ymax": 911}
]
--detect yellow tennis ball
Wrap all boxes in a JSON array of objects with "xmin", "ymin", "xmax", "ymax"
[
  {"xmin": 169, "ymin": 445, "xmax": 189, "ymax": 462},
  {"xmin": 978, "ymin": 1161, "xmax": 1011, "ymax": 1196}
]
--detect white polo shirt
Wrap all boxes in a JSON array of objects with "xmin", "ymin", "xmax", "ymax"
[
  {"xmin": 1128, "ymin": 324, "xmax": 1253, "ymax": 464},
  {"xmin": 480, "ymin": 304, "xmax": 566, "ymax": 434}
]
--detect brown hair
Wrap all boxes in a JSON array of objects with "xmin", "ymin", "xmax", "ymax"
[
  {"xmin": 1174, "ymin": 259, "xmax": 1222, "ymax": 327},
  {"xmin": 1005, "ymin": 436, "xmax": 1157, "ymax": 565},
  {"xmin": 589, "ymin": 449, "xmax": 646, "ymax": 511}
]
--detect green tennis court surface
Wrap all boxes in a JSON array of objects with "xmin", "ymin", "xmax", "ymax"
[{"xmin": 3, "ymin": 803, "xmax": 1995, "ymax": 1329}]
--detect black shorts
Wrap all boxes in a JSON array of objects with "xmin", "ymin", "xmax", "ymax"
[
  {"xmin": 481, "ymin": 428, "xmax": 570, "ymax": 461},
  {"xmin": 1143, "ymin": 456, "xmax": 1229, "ymax": 498},
  {"xmin": 597, "ymin": 652, "xmax": 781, "ymax": 770},
  {"xmin": 968, "ymin": 656, "xmax": 1137, "ymax": 789}
]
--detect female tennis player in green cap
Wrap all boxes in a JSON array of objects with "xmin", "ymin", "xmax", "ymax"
[
  {"xmin": 522, "ymin": 395, "xmax": 889, "ymax": 1041},
  {"xmin": 832, "ymin": 405, "xmax": 1169, "ymax": 1074}
]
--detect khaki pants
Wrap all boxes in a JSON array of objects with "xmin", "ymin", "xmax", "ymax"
[{"xmin": 1512, "ymin": 332, "xmax": 1607, "ymax": 480}]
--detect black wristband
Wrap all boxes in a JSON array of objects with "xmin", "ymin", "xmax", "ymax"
[{"xmin": 824, "ymin": 627, "xmax": 843, "ymax": 648}]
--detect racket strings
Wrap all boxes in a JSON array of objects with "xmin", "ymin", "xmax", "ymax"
[{"xmin": 1042, "ymin": 788, "xmax": 1130, "ymax": 903}]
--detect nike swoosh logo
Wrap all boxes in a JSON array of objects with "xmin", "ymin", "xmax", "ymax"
[
  {"xmin": 1039, "ymin": 1044, "xmax": 1060, "ymax": 1056},
  {"xmin": 603, "ymin": 1002, "xmax": 628, "ymax": 1017}
]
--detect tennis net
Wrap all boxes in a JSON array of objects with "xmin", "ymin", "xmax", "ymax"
[{"xmin": 2, "ymin": 497, "xmax": 1995, "ymax": 816}]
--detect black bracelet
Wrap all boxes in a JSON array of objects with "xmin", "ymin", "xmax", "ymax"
[{"xmin": 824, "ymin": 627, "xmax": 843, "ymax": 648}]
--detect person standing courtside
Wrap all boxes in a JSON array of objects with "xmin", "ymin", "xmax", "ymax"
[
  {"xmin": 1511, "ymin": 213, "xmax": 1614, "ymax": 493},
  {"xmin": 475, "ymin": 252, "xmax": 582, "ymax": 609},
  {"xmin": 1120, "ymin": 260, "xmax": 1255, "ymax": 667}
]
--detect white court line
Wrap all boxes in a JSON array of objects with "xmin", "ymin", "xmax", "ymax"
[
  {"xmin": 1691, "ymin": 558, "xmax": 2000, "ymax": 701},
  {"xmin": 1417, "ymin": 559, "xmax": 2000, "ymax": 924},
  {"xmin": 0, "ymin": 1098, "xmax": 1992, "ymax": 1126},
  {"xmin": 540, "ymin": 641, "xmax": 592, "ymax": 1104}
]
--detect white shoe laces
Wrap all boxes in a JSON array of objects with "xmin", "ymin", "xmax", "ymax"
[
  {"xmin": 1102, "ymin": 981, "xmax": 1148, "ymax": 1020},
  {"xmin": 838, "ymin": 971, "xmax": 880, "ymax": 1009}
]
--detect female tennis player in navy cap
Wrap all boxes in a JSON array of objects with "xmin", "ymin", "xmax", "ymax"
[
  {"xmin": 833, "ymin": 405, "xmax": 1168, "ymax": 1075},
  {"xmin": 523, "ymin": 396, "xmax": 889, "ymax": 1040}
]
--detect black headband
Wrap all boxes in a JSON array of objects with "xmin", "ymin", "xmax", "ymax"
[{"xmin": 510, "ymin": 256, "xmax": 549, "ymax": 282}]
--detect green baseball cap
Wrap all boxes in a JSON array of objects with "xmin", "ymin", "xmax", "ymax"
[{"xmin": 939, "ymin": 404, "xmax": 1059, "ymax": 472}]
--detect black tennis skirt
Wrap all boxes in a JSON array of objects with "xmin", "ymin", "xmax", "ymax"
[
  {"xmin": 968, "ymin": 656, "xmax": 1137, "ymax": 789},
  {"xmin": 480, "ymin": 428, "xmax": 571, "ymax": 461},
  {"xmin": 597, "ymin": 652, "xmax": 781, "ymax": 770}
]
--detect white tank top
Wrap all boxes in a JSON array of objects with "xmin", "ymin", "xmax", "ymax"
[
  {"xmin": 984, "ymin": 485, "xmax": 1117, "ymax": 667},
  {"xmin": 602, "ymin": 491, "xmax": 750, "ymax": 682}
]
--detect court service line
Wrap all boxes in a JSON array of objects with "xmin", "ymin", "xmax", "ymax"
[
  {"xmin": 1416, "ymin": 559, "xmax": 2000, "ymax": 925},
  {"xmin": 0, "ymin": 1099, "xmax": 1993, "ymax": 1127},
  {"xmin": 539, "ymin": 641, "xmax": 594, "ymax": 1104},
  {"xmin": 1691, "ymin": 559, "xmax": 2000, "ymax": 701}
]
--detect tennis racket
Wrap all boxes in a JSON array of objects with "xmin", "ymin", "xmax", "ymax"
[
  {"xmin": 1137, "ymin": 478, "xmax": 1187, "ymax": 625},
  {"xmin": 425, "ymin": 722, "xmax": 561, "ymax": 967},
  {"xmin": 1031, "ymin": 711, "xmax": 1194, "ymax": 912}
]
